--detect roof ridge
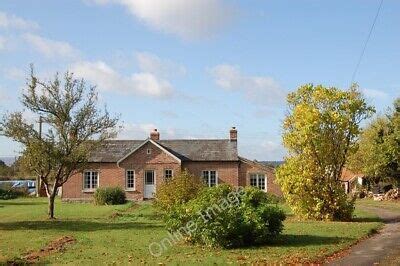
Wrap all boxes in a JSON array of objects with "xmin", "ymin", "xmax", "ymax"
[
  {"xmin": 105, "ymin": 139, "xmax": 232, "ymax": 142},
  {"xmin": 239, "ymin": 156, "xmax": 275, "ymax": 170},
  {"xmin": 104, "ymin": 139, "xmax": 142, "ymax": 141},
  {"xmin": 91, "ymin": 138, "xmax": 238, "ymax": 162},
  {"xmin": 160, "ymin": 139, "xmax": 231, "ymax": 141}
]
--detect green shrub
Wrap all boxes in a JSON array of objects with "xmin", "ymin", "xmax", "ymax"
[
  {"xmin": 0, "ymin": 188, "xmax": 27, "ymax": 200},
  {"xmin": 265, "ymin": 193, "xmax": 285, "ymax": 204},
  {"xmin": 94, "ymin": 187, "xmax": 126, "ymax": 205},
  {"xmin": 164, "ymin": 185, "xmax": 286, "ymax": 248},
  {"xmin": 154, "ymin": 170, "xmax": 204, "ymax": 212},
  {"xmin": 0, "ymin": 183, "xmax": 28, "ymax": 200}
]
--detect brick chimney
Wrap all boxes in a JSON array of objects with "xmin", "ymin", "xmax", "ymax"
[
  {"xmin": 229, "ymin": 127, "xmax": 237, "ymax": 141},
  {"xmin": 150, "ymin": 129, "xmax": 160, "ymax": 141}
]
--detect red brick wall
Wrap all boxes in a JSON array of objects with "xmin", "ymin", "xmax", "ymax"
[
  {"xmin": 62, "ymin": 142, "xmax": 181, "ymax": 201},
  {"xmin": 62, "ymin": 162, "xmax": 129, "ymax": 201},
  {"xmin": 119, "ymin": 142, "xmax": 181, "ymax": 199},
  {"xmin": 182, "ymin": 161, "xmax": 239, "ymax": 187},
  {"xmin": 62, "ymin": 143, "xmax": 283, "ymax": 201},
  {"xmin": 238, "ymin": 160, "xmax": 282, "ymax": 196}
]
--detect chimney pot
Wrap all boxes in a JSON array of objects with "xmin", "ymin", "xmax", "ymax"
[
  {"xmin": 229, "ymin": 127, "xmax": 237, "ymax": 141},
  {"xmin": 150, "ymin": 128, "xmax": 160, "ymax": 141}
]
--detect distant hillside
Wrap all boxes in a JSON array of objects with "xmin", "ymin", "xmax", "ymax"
[
  {"xmin": 0, "ymin": 157, "xmax": 16, "ymax": 166},
  {"xmin": 261, "ymin": 161, "xmax": 284, "ymax": 168}
]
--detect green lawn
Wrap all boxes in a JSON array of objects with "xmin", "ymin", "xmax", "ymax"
[
  {"xmin": 0, "ymin": 198, "xmax": 384, "ymax": 265},
  {"xmin": 356, "ymin": 198, "xmax": 400, "ymax": 213}
]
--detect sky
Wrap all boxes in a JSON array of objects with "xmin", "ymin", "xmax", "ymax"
[{"xmin": 0, "ymin": 0, "xmax": 399, "ymax": 161}]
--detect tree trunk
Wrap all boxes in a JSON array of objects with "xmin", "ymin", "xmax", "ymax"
[
  {"xmin": 48, "ymin": 194, "xmax": 56, "ymax": 219},
  {"xmin": 44, "ymin": 181, "xmax": 58, "ymax": 219}
]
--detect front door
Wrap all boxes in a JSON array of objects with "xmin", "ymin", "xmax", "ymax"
[{"xmin": 144, "ymin": 170, "xmax": 155, "ymax": 199}]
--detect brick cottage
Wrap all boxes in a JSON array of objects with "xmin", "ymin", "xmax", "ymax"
[{"xmin": 62, "ymin": 127, "xmax": 282, "ymax": 201}]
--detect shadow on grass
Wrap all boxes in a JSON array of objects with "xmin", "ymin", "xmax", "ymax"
[
  {"xmin": 268, "ymin": 234, "xmax": 352, "ymax": 247},
  {"xmin": 121, "ymin": 212, "xmax": 162, "ymax": 221},
  {"xmin": 0, "ymin": 201, "xmax": 47, "ymax": 206},
  {"xmin": 222, "ymin": 234, "xmax": 353, "ymax": 251},
  {"xmin": 352, "ymin": 216, "xmax": 382, "ymax": 223},
  {"xmin": 2, "ymin": 257, "xmax": 50, "ymax": 266},
  {"xmin": 0, "ymin": 220, "xmax": 164, "ymax": 232}
]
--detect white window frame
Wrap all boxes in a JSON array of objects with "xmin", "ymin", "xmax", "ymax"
[
  {"xmin": 83, "ymin": 170, "xmax": 99, "ymax": 191},
  {"xmin": 125, "ymin": 169, "xmax": 135, "ymax": 191},
  {"xmin": 249, "ymin": 173, "xmax": 267, "ymax": 191},
  {"xmin": 164, "ymin": 169, "xmax": 173, "ymax": 181},
  {"xmin": 202, "ymin": 170, "xmax": 218, "ymax": 187},
  {"xmin": 144, "ymin": 169, "xmax": 156, "ymax": 185}
]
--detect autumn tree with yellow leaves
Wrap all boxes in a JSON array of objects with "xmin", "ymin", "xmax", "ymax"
[{"xmin": 276, "ymin": 84, "xmax": 374, "ymax": 221}]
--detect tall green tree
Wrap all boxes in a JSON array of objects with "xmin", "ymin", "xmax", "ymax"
[
  {"xmin": 276, "ymin": 84, "xmax": 374, "ymax": 220},
  {"xmin": 0, "ymin": 67, "xmax": 119, "ymax": 218},
  {"xmin": 348, "ymin": 98, "xmax": 400, "ymax": 185}
]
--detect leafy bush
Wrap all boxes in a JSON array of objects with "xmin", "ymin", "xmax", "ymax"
[
  {"xmin": 154, "ymin": 170, "xmax": 204, "ymax": 211},
  {"xmin": 265, "ymin": 193, "xmax": 285, "ymax": 204},
  {"xmin": 94, "ymin": 187, "xmax": 126, "ymax": 205},
  {"xmin": 0, "ymin": 188, "xmax": 27, "ymax": 200},
  {"xmin": 164, "ymin": 185, "xmax": 286, "ymax": 248}
]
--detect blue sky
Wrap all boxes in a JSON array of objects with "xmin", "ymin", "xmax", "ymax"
[{"xmin": 0, "ymin": 0, "xmax": 399, "ymax": 160}]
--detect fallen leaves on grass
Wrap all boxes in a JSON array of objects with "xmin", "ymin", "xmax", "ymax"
[
  {"xmin": 109, "ymin": 203, "xmax": 139, "ymax": 219},
  {"xmin": 22, "ymin": 236, "xmax": 76, "ymax": 263}
]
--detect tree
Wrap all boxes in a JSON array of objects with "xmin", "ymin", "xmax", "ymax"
[
  {"xmin": 10, "ymin": 156, "xmax": 33, "ymax": 179},
  {"xmin": 0, "ymin": 157, "xmax": 33, "ymax": 179},
  {"xmin": 0, "ymin": 159, "xmax": 11, "ymax": 177},
  {"xmin": 348, "ymin": 98, "xmax": 400, "ymax": 186},
  {"xmin": 0, "ymin": 67, "xmax": 119, "ymax": 218},
  {"xmin": 276, "ymin": 84, "xmax": 374, "ymax": 220}
]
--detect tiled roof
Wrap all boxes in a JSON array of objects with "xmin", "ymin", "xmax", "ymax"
[
  {"xmin": 89, "ymin": 139, "xmax": 238, "ymax": 162},
  {"xmin": 88, "ymin": 140, "xmax": 143, "ymax": 162},
  {"xmin": 239, "ymin": 156, "xmax": 275, "ymax": 171},
  {"xmin": 340, "ymin": 168, "xmax": 364, "ymax": 182}
]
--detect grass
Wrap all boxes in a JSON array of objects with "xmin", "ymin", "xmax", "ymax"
[
  {"xmin": 0, "ymin": 198, "xmax": 386, "ymax": 265},
  {"xmin": 356, "ymin": 198, "xmax": 400, "ymax": 212}
]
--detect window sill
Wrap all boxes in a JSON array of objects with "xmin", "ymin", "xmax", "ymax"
[
  {"xmin": 125, "ymin": 189, "xmax": 137, "ymax": 192},
  {"xmin": 82, "ymin": 189, "xmax": 96, "ymax": 193}
]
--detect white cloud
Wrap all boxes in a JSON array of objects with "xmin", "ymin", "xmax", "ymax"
[
  {"xmin": 22, "ymin": 33, "xmax": 79, "ymax": 59},
  {"xmin": 22, "ymin": 109, "xmax": 38, "ymax": 125},
  {"xmin": 85, "ymin": 0, "xmax": 236, "ymax": 40},
  {"xmin": 118, "ymin": 122, "xmax": 177, "ymax": 139},
  {"xmin": 361, "ymin": 88, "xmax": 388, "ymax": 99},
  {"xmin": 0, "ymin": 36, "xmax": 6, "ymax": 50},
  {"xmin": 2, "ymin": 67, "xmax": 26, "ymax": 80},
  {"xmin": 0, "ymin": 35, "xmax": 22, "ymax": 52},
  {"xmin": 71, "ymin": 60, "xmax": 174, "ymax": 98},
  {"xmin": 136, "ymin": 51, "xmax": 186, "ymax": 77},
  {"xmin": 0, "ymin": 11, "xmax": 39, "ymax": 31},
  {"xmin": 261, "ymin": 140, "xmax": 284, "ymax": 154},
  {"xmin": 0, "ymin": 88, "xmax": 9, "ymax": 102},
  {"xmin": 210, "ymin": 64, "xmax": 286, "ymax": 106},
  {"xmin": 239, "ymin": 140, "xmax": 286, "ymax": 161},
  {"xmin": 118, "ymin": 123, "xmax": 157, "ymax": 139},
  {"xmin": 161, "ymin": 110, "xmax": 179, "ymax": 119}
]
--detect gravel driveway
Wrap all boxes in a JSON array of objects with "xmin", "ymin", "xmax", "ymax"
[{"xmin": 328, "ymin": 205, "xmax": 400, "ymax": 266}]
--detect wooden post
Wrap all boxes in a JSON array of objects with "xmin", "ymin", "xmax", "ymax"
[{"xmin": 36, "ymin": 116, "xmax": 43, "ymax": 197}]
